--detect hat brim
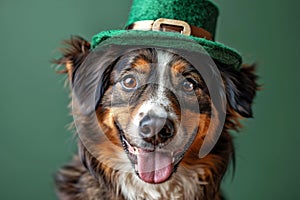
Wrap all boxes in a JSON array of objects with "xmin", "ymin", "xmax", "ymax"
[{"xmin": 91, "ymin": 30, "xmax": 242, "ymax": 69}]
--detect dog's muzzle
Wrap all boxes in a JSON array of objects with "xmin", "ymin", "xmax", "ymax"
[{"xmin": 119, "ymin": 105, "xmax": 186, "ymax": 184}]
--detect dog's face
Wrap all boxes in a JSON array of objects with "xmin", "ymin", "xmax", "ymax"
[
  {"xmin": 95, "ymin": 48, "xmax": 214, "ymax": 183},
  {"xmin": 59, "ymin": 37, "xmax": 256, "ymax": 190}
]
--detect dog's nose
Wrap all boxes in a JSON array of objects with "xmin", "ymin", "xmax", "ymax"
[{"xmin": 139, "ymin": 114, "xmax": 174, "ymax": 144}]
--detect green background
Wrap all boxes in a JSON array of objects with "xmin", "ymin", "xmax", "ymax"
[{"xmin": 0, "ymin": 0, "xmax": 299, "ymax": 199}]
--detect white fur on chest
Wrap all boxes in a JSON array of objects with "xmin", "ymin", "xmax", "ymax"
[{"xmin": 118, "ymin": 164, "xmax": 207, "ymax": 200}]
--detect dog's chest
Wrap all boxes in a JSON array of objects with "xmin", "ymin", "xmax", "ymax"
[{"xmin": 117, "ymin": 166, "xmax": 206, "ymax": 200}]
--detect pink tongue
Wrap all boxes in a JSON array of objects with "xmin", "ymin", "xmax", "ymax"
[{"xmin": 137, "ymin": 150, "xmax": 172, "ymax": 184}]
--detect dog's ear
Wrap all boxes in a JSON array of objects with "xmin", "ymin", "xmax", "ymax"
[
  {"xmin": 221, "ymin": 64, "xmax": 258, "ymax": 118},
  {"xmin": 54, "ymin": 36, "xmax": 90, "ymax": 83}
]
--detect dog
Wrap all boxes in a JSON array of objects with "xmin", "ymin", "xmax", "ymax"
[{"xmin": 54, "ymin": 36, "xmax": 258, "ymax": 200}]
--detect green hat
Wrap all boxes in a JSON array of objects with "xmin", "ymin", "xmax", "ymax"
[{"xmin": 91, "ymin": 0, "xmax": 242, "ymax": 69}]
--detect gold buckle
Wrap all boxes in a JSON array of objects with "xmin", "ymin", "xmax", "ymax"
[{"xmin": 152, "ymin": 18, "xmax": 191, "ymax": 36}]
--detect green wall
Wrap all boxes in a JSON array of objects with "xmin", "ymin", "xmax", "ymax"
[{"xmin": 0, "ymin": 0, "xmax": 299, "ymax": 199}]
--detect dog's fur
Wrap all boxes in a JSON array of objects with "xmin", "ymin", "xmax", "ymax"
[{"xmin": 54, "ymin": 36, "xmax": 258, "ymax": 200}]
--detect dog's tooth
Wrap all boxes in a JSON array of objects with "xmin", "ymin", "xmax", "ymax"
[{"xmin": 134, "ymin": 147, "xmax": 139, "ymax": 154}]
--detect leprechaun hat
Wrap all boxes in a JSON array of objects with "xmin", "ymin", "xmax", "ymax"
[{"xmin": 91, "ymin": 0, "xmax": 242, "ymax": 69}]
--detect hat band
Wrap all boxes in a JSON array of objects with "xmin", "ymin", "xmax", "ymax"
[{"xmin": 126, "ymin": 18, "xmax": 213, "ymax": 41}]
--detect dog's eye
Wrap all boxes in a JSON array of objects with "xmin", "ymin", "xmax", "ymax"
[
  {"xmin": 121, "ymin": 75, "xmax": 138, "ymax": 90},
  {"xmin": 182, "ymin": 79, "xmax": 195, "ymax": 93}
]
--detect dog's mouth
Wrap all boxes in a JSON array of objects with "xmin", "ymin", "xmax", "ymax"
[{"xmin": 120, "ymin": 133, "xmax": 185, "ymax": 184}]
